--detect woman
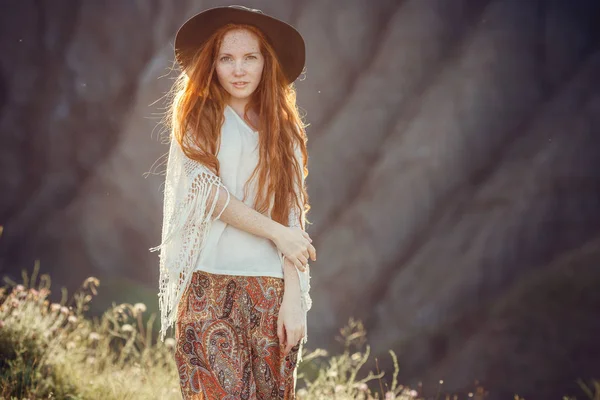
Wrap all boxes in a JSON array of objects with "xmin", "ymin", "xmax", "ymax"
[{"xmin": 150, "ymin": 5, "xmax": 316, "ymax": 399}]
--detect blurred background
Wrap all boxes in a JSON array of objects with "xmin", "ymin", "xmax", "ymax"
[{"xmin": 1, "ymin": 0, "xmax": 600, "ymax": 398}]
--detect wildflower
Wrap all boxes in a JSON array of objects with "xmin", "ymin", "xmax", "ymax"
[
  {"xmin": 50, "ymin": 303, "xmax": 61, "ymax": 312},
  {"xmin": 68, "ymin": 315, "xmax": 78, "ymax": 324},
  {"xmin": 11, "ymin": 299, "xmax": 19, "ymax": 308},
  {"xmin": 385, "ymin": 392, "xmax": 395, "ymax": 400},
  {"xmin": 297, "ymin": 388, "xmax": 308, "ymax": 398},
  {"xmin": 409, "ymin": 390, "xmax": 418, "ymax": 397},
  {"xmin": 89, "ymin": 332, "xmax": 100, "ymax": 341},
  {"xmin": 86, "ymin": 356, "xmax": 96, "ymax": 365},
  {"xmin": 66, "ymin": 341, "xmax": 76, "ymax": 350},
  {"xmin": 133, "ymin": 303, "xmax": 147, "ymax": 314},
  {"xmin": 60, "ymin": 306, "xmax": 69, "ymax": 315},
  {"xmin": 164, "ymin": 337, "xmax": 176, "ymax": 349},
  {"xmin": 83, "ymin": 277, "xmax": 100, "ymax": 295},
  {"xmin": 15, "ymin": 284, "xmax": 25, "ymax": 292},
  {"xmin": 335, "ymin": 384, "xmax": 345, "ymax": 393},
  {"xmin": 357, "ymin": 383, "xmax": 368, "ymax": 392},
  {"xmin": 121, "ymin": 324, "xmax": 134, "ymax": 333},
  {"xmin": 326, "ymin": 370, "xmax": 338, "ymax": 378},
  {"xmin": 29, "ymin": 288, "xmax": 39, "ymax": 297},
  {"xmin": 351, "ymin": 352, "xmax": 362, "ymax": 362}
]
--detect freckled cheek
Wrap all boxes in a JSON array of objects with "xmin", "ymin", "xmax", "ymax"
[
  {"xmin": 249, "ymin": 63, "xmax": 265, "ymax": 80},
  {"xmin": 216, "ymin": 66, "xmax": 232, "ymax": 81}
]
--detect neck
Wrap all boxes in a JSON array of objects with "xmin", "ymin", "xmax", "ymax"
[
  {"xmin": 226, "ymin": 97, "xmax": 260, "ymax": 132},
  {"xmin": 226, "ymin": 97, "xmax": 249, "ymax": 116}
]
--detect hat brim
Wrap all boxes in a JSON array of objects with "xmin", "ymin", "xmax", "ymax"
[{"xmin": 175, "ymin": 6, "xmax": 305, "ymax": 84}]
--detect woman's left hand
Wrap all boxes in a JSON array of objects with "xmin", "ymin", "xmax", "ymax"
[{"xmin": 277, "ymin": 287, "xmax": 305, "ymax": 356}]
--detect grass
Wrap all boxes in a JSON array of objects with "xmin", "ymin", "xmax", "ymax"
[{"xmin": 0, "ymin": 247, "xmax": 598, "ymax": 398}]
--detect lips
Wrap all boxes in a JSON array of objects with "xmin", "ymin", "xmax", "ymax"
[{"xmin": 232, "ymin": 82, "xmax": 249, "ymax": 88}]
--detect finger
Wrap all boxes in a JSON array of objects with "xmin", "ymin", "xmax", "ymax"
[
  {"xmin": 285, "ymin": 334, "xmax": 296, "ymax": 355},
  {"xmin": 277, "ymin": 315, "xmax": 285, "ymax": 345},
  {"xmin": 298, "ymin": 255, "xmax": 308, "ymax": 266},
  {"xmin": 295, "ymin": 259, "xmax": 306, "ymax": 272},
  {"xmin": 308, "ymin": 244, "xmax": 317, "ymax": 261},
  {"xmin": 302, "ymin": 231, "xmax": 312, "ymax": 242},
  {"xmin": 297, "ymin": 329, "xmax": 305, "ymax": 344},
  {"xmin": 292, "ymin": 257, "xmax": 304, "ymax": 271}
]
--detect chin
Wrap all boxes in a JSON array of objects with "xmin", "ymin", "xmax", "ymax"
[{"xmin": 228, "ymin": 88, "xmax": 255, "ymax": 100}]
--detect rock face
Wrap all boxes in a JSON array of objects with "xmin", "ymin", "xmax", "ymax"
[{"xmin": 1, "ymin": 0, "xmax": 600, "ymax": 398}]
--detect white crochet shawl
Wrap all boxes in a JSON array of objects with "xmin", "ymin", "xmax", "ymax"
[{"xmin": 150, "ymin": 136, "xmax": 312, "ymax": 344}]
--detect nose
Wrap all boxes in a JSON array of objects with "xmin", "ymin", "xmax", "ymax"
[{"xmin": 233, "ymin": 60, "xmax": 245, "ymax": 77}]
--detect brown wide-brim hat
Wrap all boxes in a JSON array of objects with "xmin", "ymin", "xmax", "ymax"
[{"xmin": 175, "ymin": 5, "xmax": 306, "ymax": 84}]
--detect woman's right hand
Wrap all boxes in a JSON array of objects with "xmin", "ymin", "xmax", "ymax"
[{"xmin": 272, "ymin": 226, "xmax": 316, "ymax": 271}]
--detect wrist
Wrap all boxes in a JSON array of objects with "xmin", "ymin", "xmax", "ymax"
[
  {"xmin": 282, "ymin": 260, "xmax": 300, "ymax": 289},
  {"xmin": 267, "ymin": 219, "xmax": 284, "ymax": 242}
]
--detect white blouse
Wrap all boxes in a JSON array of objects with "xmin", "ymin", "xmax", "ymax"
[{"xmin": 198, "ymin": 105, "xmax": 287, "ymax": 278}]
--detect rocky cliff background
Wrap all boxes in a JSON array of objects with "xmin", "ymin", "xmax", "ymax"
[{"xmin": 1, "ymin": 0, "xmax": 599, "ymax": 398}]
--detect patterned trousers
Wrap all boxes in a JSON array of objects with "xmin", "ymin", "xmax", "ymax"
[{"xmin": 174, "ymin": 270, "xmax": 301, "ymax": 399}]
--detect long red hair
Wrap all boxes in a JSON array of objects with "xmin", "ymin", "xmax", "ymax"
[{"xmin": 166, "ymin": 23, "xmax": 309, "ymax": 228}]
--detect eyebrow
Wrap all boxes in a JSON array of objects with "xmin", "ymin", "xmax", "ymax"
[{"xmin": 218, "ymin": 52, "xmax": 260, "ymax": 57}]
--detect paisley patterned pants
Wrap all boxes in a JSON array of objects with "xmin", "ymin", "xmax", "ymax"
[{"xmin": 174, "ymin": 270, "xmax": 301, "ymax": 399}]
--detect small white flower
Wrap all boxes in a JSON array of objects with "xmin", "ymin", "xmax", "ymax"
[
  {"xmin": 89, "ymin": 332, "xmax": 100, "ymax": 341},
  {"xmin": 66, "ymin": 341, "xmax": 76, "ymax": 350},
  {"xmin": 67, "ymin": 315, "xmax": 78, "ymax": 324},
  {"xmin": 60, "ymin": 306, "xmax": 69, "ymax": 315},
  {"xmin": 121, "ymin": 324, "xmax": 134, "ymax": 333},
  {"xmin": 50, "ymin": 303, "xmax": 61, "ymax": 312},
  {"xmin": 357, "ymin": 383, "xmax": 368, "ymax": 392},
  {"xmin": 335, "ymin": 384, "xmax": 345, "ymax": 393},
  {"xmin": 164, "ymin": 338, "xmax": 176, "ymax": 349},
  {"xmin": 133, "ymin": 303, "xmax": 147, "ymax": 314}
]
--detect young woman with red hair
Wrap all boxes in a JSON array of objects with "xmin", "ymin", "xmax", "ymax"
[{"xmin": 150, "ymin": 5, "xmax": 315, "ymax": 399}]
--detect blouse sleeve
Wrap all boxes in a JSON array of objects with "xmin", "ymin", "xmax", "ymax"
[
  {"xmin": 280, "ymin": 143, "xmax": 313, "ymax": 347},
  {"xmin": 150, "ymin": 137, "xmax": 231, "ymax": 341}
]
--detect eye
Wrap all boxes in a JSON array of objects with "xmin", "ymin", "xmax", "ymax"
[
  {"xmin": 247, "ymin": 55, "xmax": 257, "ymax": 60},
  {"xmin": 219, "ymin": 56, "xmax": 232, "ymax": 62}
]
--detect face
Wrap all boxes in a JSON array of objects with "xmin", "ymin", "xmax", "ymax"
[{"xmin": 216, "ymin": 29, "xmax": 265, "ymax": 105}]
